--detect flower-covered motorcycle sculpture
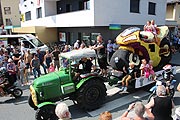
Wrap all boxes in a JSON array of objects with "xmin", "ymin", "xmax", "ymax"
[{"xmin": 110, "ymin": 26, "xmax": 171, "ymax": 71}]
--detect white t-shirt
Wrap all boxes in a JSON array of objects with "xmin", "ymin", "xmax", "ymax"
[
  {"xmin": 21, "ymin": 46, "xmax": 27, "ymax": 56},
  {"xmin": 18, "ymin": 60, "xmax": 25, "ymax": 70}
]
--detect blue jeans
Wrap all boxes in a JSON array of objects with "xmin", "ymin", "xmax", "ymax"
[
  {"xmin": 33, "ymin": 68, "xmax": 41, "ymax": 79},
  {"xmin": 40, "ymin": 62, "xmax": 47, "ymax": 74}
]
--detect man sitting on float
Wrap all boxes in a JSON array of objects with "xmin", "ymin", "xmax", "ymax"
[{"xmin": 72, "ymin": 57, "xmax": 93, "ymax": 81}]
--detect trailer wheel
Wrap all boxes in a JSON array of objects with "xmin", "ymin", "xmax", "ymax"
[
  {"xmin": 156, "ymin": 38, "xmax": 172, "ymax": 70},
  {"xmin": 76, "ymin": 79, "xmax": 107, "ymax": 111}
]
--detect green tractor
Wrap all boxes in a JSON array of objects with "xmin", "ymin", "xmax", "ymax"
[
  {"xmin": 28, "ymin": 48, "xmax": 107, "ymax": 120},
  {"xmin": 28, "ymin": 26, "xmax": 172, "ymax": 120}
]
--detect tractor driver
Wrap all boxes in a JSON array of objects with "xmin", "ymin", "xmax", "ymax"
[{"xmin": 73, "ymin": 57, "xmax": 93, "ymax": 81}]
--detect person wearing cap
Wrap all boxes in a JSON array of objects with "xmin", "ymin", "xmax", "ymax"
[
  {"xmin": 120, "ymin": 62, "xmax": 137, "ymax": 92},
  {"xmin": 7, "ymin": 58, "xmax": 17, "ymax": 86},
  {"xmin": 146, "ymin": 85, "xmax": 174, "ymax": 120}
]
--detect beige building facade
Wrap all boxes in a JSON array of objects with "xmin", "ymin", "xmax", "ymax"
[
  {"xmin": 1, "ymin": 0, "xmax": 21, "ymax": 32},
  {"xmin": 166, "ymin": 0, "xmax": 180, "ymax": 37}
]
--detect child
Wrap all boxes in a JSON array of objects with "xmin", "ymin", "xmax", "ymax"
[
  {"xmin": 146, "ymin": 60, "xmax": 156, "ymax": 80},
  {"xmin": 49, "ymin": 62, "xmax": 55, "ymax": 73},
  {"xmin": 140, "ymin": 59, "xmax": 148, "ymax": 77},
  {"xmin": 120, "ymin": 62, "xmax": 137, "ymax": 92}
]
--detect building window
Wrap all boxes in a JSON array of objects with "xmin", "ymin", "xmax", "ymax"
[
  {"xmin": 130, "ymin": 0, "xmax": 140, "ymax": 13},
  {"xmin": 148, "ymin": 2, "xmax": 156, "ymax": 15},
  {"xmin": 4, "ymin": 7, "xmax": 11, "ymax": 15},
  {"xmin": 36, "ymin": 7, "xmax": 42, "ymax": 18},
  {"xmin": 84, "ymin": 0, "xmax": 90, "ymax": 10},
  {"xmin": 79, "ymin": 0, "xmax": 90, "ymax": 10},
  {"xmin": 79, "ymin": 1, "xmax": 84, "ymax": 10},
  {"xmin": 25, "ymin": 11, "xmax": 31, "ymax": 21},
  {"xmin": 5, "ymin": 18, "xmax": 12, "ymax": 26},
  {"xmin": 66, "ymin": 4, "xmax": 72, "ymax": 12}
]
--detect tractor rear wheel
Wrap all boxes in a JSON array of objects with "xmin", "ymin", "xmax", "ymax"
[{"xmin": 76, "ymin": 79, "xmax": 107, "ymax": 111}]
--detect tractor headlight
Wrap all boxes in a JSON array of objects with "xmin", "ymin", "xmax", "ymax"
[{"xmin": 30, "ymin": 85, "xmax": 38, "ymax": 106}]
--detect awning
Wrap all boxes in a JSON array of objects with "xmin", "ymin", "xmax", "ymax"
[
  {"xmin": 165, "ymin": 20, "xmax": 178, "ymax": 26},
  {"xmin": 11, "ymin": 26, "xmax": 58, "ymax": 44},
  {"xmin": 12, "ymin": 26, "xmax": 36, "ymax": 33},
  {"xmin": 4, "ymin": 25, "xmax": 20, "ymax": 30}
]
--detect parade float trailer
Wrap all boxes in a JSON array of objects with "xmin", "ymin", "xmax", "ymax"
[{"xmin": 28, "ymin": 26, "xmax": 175, "ymax": 120}]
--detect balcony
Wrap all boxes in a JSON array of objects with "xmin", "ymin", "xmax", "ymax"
[{"xmin": 21, "ymin": 10, "xmax": 94, "ymax": 27}]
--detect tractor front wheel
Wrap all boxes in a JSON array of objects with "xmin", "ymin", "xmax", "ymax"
[{"xmin": 35, "ymin": 104, "xmax": 58, "ymax": 120}]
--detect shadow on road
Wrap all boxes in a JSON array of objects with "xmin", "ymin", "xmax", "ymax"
[
  {"xmin": 174, "ymin": 96, "xmax": 180, "ymax": 106},
  {"xmin": 0, "ymin": 96, "xmax": 28, "ymax": 105}
]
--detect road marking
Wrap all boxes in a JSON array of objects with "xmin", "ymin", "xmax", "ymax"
[
  {"xmin": 176, "ymin": 68, "xmax": 180, "ymax": 73},
  {"xmin": 107, "ymin": 87, "xmax": 121, "ymax": 96},
  {"xmin": 87, "ymin": 90, "xmax": 149, "ymax": 117}
]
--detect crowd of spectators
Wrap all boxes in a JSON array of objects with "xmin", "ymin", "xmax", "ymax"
[{"xmin": 55, "ymin": 83, "xmax": 179, "ymax": 120}]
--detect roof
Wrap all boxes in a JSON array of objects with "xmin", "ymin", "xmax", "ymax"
[{"xmin": 60, "ymin": 48, "xmax": 96, "ymax": 60}]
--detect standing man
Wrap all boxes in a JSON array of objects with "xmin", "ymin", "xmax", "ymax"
[
  {"xmin": 146, "ymin": 85, "xmax": 174, "ymax": 120},
  {"xmin": 113, "ymin": 39, "xmax": 119, "ymax": 53},
  {"xmin": 92, "ymin": 35, "xmax": 108, "ymax": 77},
  {"xmin": 37, "ymin": 49, "xmax": 47, "ymax": 74},
  {"xmin": 51, "ymin": 46, "xmax": 60, "ymax": 70},
  {"xmin": 107, "ymin": 39, "xmax": 113, "ymax": 63},
  {"xmin": 24, "ymin": 50, "xmax": 33, "ymax": 84},
  {"xmin": 30, "ymin": 54, "xmax": 41, "ymax": 79}
]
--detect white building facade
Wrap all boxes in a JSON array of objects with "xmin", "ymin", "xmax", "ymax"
[{"xmin": 18, "ymin": 0, "xmax": 167, "ymax": 45}]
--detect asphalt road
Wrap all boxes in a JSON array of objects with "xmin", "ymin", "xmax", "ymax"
[{"xmin": 0, "ymin": 66, "xmax": 180, "ymax": 120}]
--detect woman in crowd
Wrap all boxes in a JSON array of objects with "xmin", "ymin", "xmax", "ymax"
[{"xmin": 44, "ymin": 50, "xmax": 52, "ymax": 73}]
